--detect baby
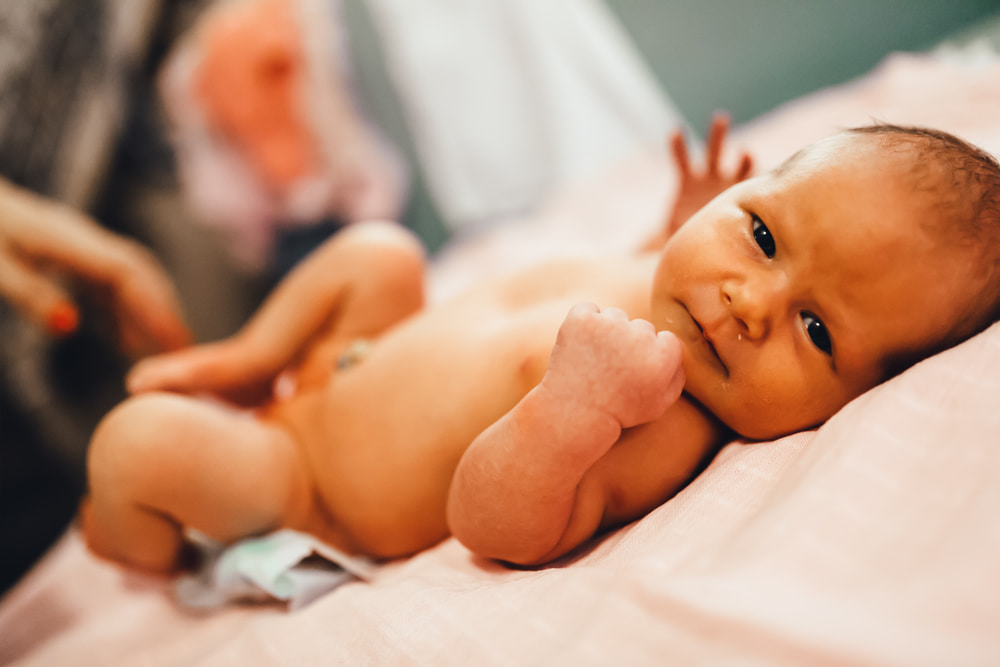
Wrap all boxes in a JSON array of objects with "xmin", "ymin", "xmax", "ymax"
[{"xmin": 83, "ymin": 121, "xmax": 1000, "ymax": 571}]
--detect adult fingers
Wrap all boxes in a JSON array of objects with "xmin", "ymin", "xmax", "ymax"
[
  {"xmin": 0, "ymin": 248, "xmax": 78, "ymax": 335},
  {"xmin": 2, "ymin": 185, "xmax": 190, "ymax": 353},
  {"xmin": 0, "ymin": 179, "xmax": 191, "ymax": 351},
  {"xmin": 99, "ymin": 237, "xmax": 192, "ymax": 355},
  {"xmin": 24, "ymin": 219, "xmax": 191, "ymax": 355}
]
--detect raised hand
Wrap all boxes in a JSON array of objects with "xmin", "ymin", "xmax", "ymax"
[
  {"xmin": 657, "ymin": 113, "xmax": 754, "ymax": 245},
  {"xmin": 541, "ymin": 303, "xmax": 685, "ymax": 431}
]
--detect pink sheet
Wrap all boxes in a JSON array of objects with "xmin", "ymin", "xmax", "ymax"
[{"xmin": 3, "ymin": 52, "xmax": 1000, "ymax": 666}]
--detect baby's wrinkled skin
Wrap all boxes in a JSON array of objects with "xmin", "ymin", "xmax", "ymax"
[{"xmin": 83, "ymin": 121, "xmax": 976, "ymax": 572}]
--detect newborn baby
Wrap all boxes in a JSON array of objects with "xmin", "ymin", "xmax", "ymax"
[{"xmin": 83, "ymin": 121, "xmax": 1000, "ymax": 570}]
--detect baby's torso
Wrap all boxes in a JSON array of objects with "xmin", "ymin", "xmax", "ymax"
[{"xmin": 267, "ymin": 253, "xmax": 714, "ymax": 555}]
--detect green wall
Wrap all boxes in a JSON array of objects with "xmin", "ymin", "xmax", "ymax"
[{"xmin": 606, "ymin": 1, "xmax": 1000, "ymax": 135}]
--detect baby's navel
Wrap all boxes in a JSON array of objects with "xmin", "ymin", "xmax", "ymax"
[{"xmin": 336, "ymin": 339, "xmax": 372, "ymax": 371}]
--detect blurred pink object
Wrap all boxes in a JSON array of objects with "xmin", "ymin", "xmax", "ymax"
[{"xmin": 159, "ymin": 0, "xmax": 407, "ymax": 269}]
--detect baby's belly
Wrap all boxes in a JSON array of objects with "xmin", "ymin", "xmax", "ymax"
[{"xmin": 267, "ymin": 299, "xmax": 572, "ymax": 557}]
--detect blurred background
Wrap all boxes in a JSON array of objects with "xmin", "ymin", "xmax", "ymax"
[
  {"xmin": 2, "ymin": 0, "xmax": 998, "ymax": 596},
  {"xmin": 607, "ymin": 0, "xmax": 1000, "ymax": 135}
]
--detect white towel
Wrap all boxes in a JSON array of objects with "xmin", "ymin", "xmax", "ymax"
[
  {"xmin": 364, "ymin": 0, "xmax": 687, "ymax": 231},
  {"xmin": 175, "ymin": 529, "xmax": 377, "ymax": 612}
]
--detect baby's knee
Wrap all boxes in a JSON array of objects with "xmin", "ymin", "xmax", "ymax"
[
  {"xmin": 340, "ymin": 221, "xmax": 428, "ymax": 312},
  {"xmin": 88, "ymin": 393, "xmax": 189, "ymax": 495},
  {"xmin": 342, "ymin": 221, "xmax": 426, "ymax": 275},
  {"xmin": 342, "ymin": 219, "xmax": 423, "ymax": 253}
]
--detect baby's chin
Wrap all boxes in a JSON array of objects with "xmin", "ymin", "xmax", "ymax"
[
  {"xmin": 729, "ymin": 417, "xmax": 818, "ymax": 442},
  {"xmin": 685, "ymin": 387, "xmax": 826, "ymax": 442}
]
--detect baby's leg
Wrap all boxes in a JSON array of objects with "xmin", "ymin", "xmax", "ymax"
[
  {"xmin": 84, "ymin": 392, "xmax": 310, "ymax": 574},
  {"xmin": 126, "ymin": 221, "xmax": 427, "ymax": 402}
]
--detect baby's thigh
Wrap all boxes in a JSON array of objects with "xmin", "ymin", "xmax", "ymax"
[{"xmin": 88, "ymin": 392, "xmax": 309, "ymax": 542}]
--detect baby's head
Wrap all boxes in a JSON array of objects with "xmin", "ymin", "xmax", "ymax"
[{"xmin": 652, "ymin": 124, "xmax": 1000, "ymax": 440}]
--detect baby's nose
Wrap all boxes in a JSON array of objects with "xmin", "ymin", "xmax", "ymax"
[{"xmin": 721, "ymin": 275, "xmax": 786, "ymax": 339}]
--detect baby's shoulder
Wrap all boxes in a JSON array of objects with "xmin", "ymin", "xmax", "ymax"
[{"xmin": 490, "ymin": 253, "xmax": 658, "ymax": 312}]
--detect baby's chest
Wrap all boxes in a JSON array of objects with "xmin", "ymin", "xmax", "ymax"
[
  {"xmin": 278, "ymin": 300, "xmax": 569, "ymax": 462},
  {"xmin": 389, "ymin": 296, "xmax": 579, "ymax": 393}
]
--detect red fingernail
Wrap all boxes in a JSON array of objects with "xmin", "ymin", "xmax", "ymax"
[{"xmin": 48, "ymin": 302, "xmax": 79, "ymax": 335}]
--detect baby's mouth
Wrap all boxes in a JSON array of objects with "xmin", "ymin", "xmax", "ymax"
[{"xmin": 687, "ymin": 307, "xmax": 728, "ymax": 374}]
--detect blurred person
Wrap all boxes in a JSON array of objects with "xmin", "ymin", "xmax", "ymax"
[
  {"xmin": 160, "ymin": 0, "xmax": 684, "ymax": 267},
  {"xmin": 0, "ymin": 0, "xmax": 197, "ymax": 594},
  {"xmin": 0, "ymin": 176, "xmax": 190, "ymax": 354}
]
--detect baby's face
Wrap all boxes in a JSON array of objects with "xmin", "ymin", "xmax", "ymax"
[{"xmin": 651, "ymin": 134, "xmax": 972, "ymax": 439}]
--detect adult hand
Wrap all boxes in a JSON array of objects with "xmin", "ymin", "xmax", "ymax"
[{"xmin": 0, "ymin": 177, "xmax": 191, "ymax": 356}]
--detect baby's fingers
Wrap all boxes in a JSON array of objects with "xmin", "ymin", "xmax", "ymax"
[
  {"xmin": 126, "ymin": 345, "xmax": 229, "ymax": 395},
  {"xmin": 669, "ymin": 130, "xmax": 692, "ymax": 178},
  {"xmin": 655, "ymin": 331, "xmax": 686, "ymax": 400},
  {"xmin": 598, "ymin": 306, "xmax": 629, "ymax": 322},
  {"xmin": 628, "ymin": 317, "xmax": 656, "ymax": 336},
  {"xmin": 735, "ymin": 152, "xmax": 754, "ymax": 181},
  {"xmin": 656, "ymin": 330, "xmax": 685, "ymax": 367},
  {"xmin": 705, "ymin": 112, "xmax": 731, "ymax": 176},
  {"xmin": 126, "ymin": 341, "xmax": 276, "ymax": 405},
  {"xmin": 567, "ymin": 301, "xmax": 600, "ymax": 318},
  {"xmin": 126, "ymin": 353, "xmax": 194, "ymax": 395}
]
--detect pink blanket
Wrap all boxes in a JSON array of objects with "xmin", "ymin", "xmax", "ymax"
[{"xmin": 3, "ymin": 52, "xmax": 1000, "ymax": 666}]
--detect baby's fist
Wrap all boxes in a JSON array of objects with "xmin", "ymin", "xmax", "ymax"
[{"xmin": 543, "ymin": 303, "xmax": 685, "ymax": 429}]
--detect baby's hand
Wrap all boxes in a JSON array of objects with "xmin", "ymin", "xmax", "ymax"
[
  {"xmin": 127, "ymin": 338, "xmax": 277, "ymax": 406},
  {"xmin": 664, "ymin": 112, "xmax": 753, "ymax": 237},
  {"xmin": 542, "ymin": 303, "xmax": 685, "ymax": 430}
]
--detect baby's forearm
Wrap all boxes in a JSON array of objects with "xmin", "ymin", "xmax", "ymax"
[
  {"xmin": 450, "ymin": 304, "xmax": 685, "ymax": 564},
  {"xmin": 447, "ymin": 384, "xmax": 621, "ymax": 565}
]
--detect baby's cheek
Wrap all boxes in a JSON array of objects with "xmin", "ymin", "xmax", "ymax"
[{"xmin": 721, "ymin": 383, "xmax": 830, "ymax": 441}]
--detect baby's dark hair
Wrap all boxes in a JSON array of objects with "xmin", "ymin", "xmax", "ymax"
[
  {"xmin": 845, "ymin": 124, "xmax": 1000, "ymax": 239},
  {"xmin": 846, "ymin": 123, "xmax": 1000, "ymax": 352}
]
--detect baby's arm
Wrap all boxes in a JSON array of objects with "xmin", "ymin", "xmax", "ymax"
[
  {"xmin": 447, "ymin": 303, "xmax": 687, "ymax": 565},
  {"xmin": 127, "ymin": 221, "xmax": 425, "ymax": 404},
  {"xmin": 642, "ymin": 113, "xmax": 753, "ymax": 252}
]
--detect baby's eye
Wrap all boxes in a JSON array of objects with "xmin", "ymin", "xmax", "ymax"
[
  {"xmin": 802, "ymin": 312, "xmax": 832, "ymax": 355},
  {"xmin": 752, "ymin": 215, "xmax": 776, "ymax": 258}
]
